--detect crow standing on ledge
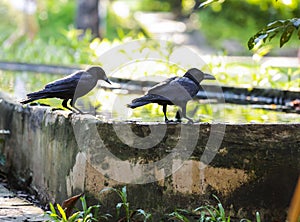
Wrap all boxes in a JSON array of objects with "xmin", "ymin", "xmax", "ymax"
[
  {"xmin": 21, "ymin": 66, "xmax": 111, "ymax": 113},
  {"xmin": 127, "ymin": 68, "xmax": 215, "ymax": 122}
]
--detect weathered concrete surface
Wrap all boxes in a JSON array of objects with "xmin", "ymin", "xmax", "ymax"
[{"xmin": 0, "ymin": 91, "xmax": 299, "ymax": 221}]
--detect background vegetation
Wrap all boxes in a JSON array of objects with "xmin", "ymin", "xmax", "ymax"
[
  {"xmin": 0, "ymin": 0, "xmax": 299, "ymax": 65},
  {"xmin": 0, "ymin": 0, "xmax": 299, "ymax": 115}
]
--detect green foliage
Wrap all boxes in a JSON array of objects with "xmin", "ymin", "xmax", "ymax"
[
  {"xmin": 37, "ymin": 0, "xmax": 76, "ymax": 40},
  {"xmin": 106, "ymin": 3, "xmax": 147, "ymax": 40},
  {"xmin": 248, "ymin": 18, "xmax": 300, "ymax": 49},
  {"xmin": 193, "ymin": 195, "xmax": 231, "ymax": 222},
  {"xmin": 205, "ymin": 58, "xmax": 300, "ymax": 90},
  {"xmin": 100, "ymin": 186, "xmax": 152, "ymax": 222},
  {"xmin": 46, "ymin": 195, "xmax": 110, "ymax": 222},
  {"xmin": 200, "ymin": 0, "xmax": 299, "ymax": 15},
  {"xmin": 196, "ymin": 1, "xmax": 273, "ymax": 53},
  {"xmin": 135, "ymin": 0, "xmax": 193, "ymax": 14},
  {"xmin": 195, "ymin": 13, "xmax": 255, "ymax": 53},
  {"xmin": 135, "ymin": 0, "xmax": 172, "ymax": 12},
  {"xmin": 0, "ymin": 0, "xmax": 146, "ymax": 65},
  {"xmin": 198, "ymin": 0, "xmax": 220, "ymax": 9},
  {"xmin": 198, "ymin": 0, "xmax": 300, "ymax": 51},
  {"xmin": 166, "ymin": 195, "xmax": 262, "ymax": 222},
  {"xmin": 1, "ymin": 29, "xmax": 99, "ymax": 65},
  {"xmin": 46, "ymin": 186, "xmax": 264, "ymax": 222}
]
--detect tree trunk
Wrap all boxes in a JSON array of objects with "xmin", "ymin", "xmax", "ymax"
[{"xmin": 76, "ymin": 0, "xmax": 100, "ymax": 38}]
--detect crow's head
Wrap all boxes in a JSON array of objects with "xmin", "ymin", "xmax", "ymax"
[
  {"xmin": 86, "ymin": 66, "xmax": 111, "ymax": 84},
  {"xmin": 184, "ymin": 68, "xmax": 215, "ymax": 84}
]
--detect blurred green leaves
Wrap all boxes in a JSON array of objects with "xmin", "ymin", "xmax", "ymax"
[
  {"xmin": 37, "ymin": 0, "xmax": 75, "ymax": 40},
  {"xmin": 1, "ymin": 29, "xmax": 98, "ymax": 65},
  {"xmin": 197, "ymin": 0, "xmax": 300, "ymax": 52}
]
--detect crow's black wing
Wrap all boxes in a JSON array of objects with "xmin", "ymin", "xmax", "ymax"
[
  {"xmin": 43, "ymin": 71, "xmax": 85, "ymax": 94},
  {"xmin": 148, "ymin": 76, "xmax": 197, "ymax": 104},
  {"xmin": 148, "ymin": 77, "xmax": 177, "ymax": 95},
  {"xmin": 127, "ymin": 77, "xmax": 178, "ymax": 108}
]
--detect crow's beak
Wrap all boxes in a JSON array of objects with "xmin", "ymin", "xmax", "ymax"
[
  {"xmin": 203, "ymin": 73, "xmax": 216, "ymax": 80},
  {"xmin": 105, "ymin": 78, "xmax": 112, "ymax": 84}
]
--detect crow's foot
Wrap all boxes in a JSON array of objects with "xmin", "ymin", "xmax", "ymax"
[{"xmin": 165, "ymin": 119, "xmax": 174, "ymax": 123}]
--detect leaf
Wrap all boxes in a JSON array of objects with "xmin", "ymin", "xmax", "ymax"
[
  {"xmin": 248, "ymin": 34, "xmax": 267, "ymax": 50},
  {"xmin": 217, "ymin": 203, "xmax": 225, "ymax": 219},
  {"xmin": 268, "ymin": 30, "xmax": 279, "ymax": 41},
  {"xmin": 61, "ymin": 193, "xmax": 84, "ymax": 218},
  {"xmin": 280, "ymin": 25, "xmax": 295, "ymax": 47},
  {"xmin": 121, "ymin": 186, "xmax": 127, "ymax": 203},
  {"xmin": 168, "ymin": 211, "xmax": 189, "ymax": 222},
  {"xmin": 81, "ymin": 196, "xmax": 88, "ymax": 212},
  {"xmin": 291, "ymin": 18, "xmax": 300, "ymax": 28},
  {"xmin": 227, "ymin": 215, "xmax": 231, "ymax": 222},
  {"xmin": 68, "ymin": 212, "xmax": 81, "ymax": 222},
  {"xmin": 212, "ymin": 194, "xmax": 221, "ymax": 203},
  {"xmin": 255, "ymin": 34, "xmax": 268, "ymax": 44},
  {"xmin": 256, "ymin": 212, "xmax": 261, "ymax": 222},
  {"xmin": 83, "ymin": 213, "xmax": 93, "ymax": 222},
  {"xmin": 49, "ymin": 213, "xmax": 58, "ymax": 218},
  {"xmin": 100, "ymin": 187, "xmax": 117, "ymax": 194},
  {"xmin": 198, "ymin": 0, "xmax": 219, "ymax": 8},
  {"xmin": 266, "ymin": 20, "xmax": 284, "ymax": 30},
  {"xmin": 265, "ymin": 26, "xmax": 283, "ymax": 36},
  {"xmin": 194, "ymin": 206, "xmax": 206, "ymax": 212},
  {"xmin": 116, "ymin": 202, "xmax": 124, "ymax": 217},
  {"xmin": 248, "ymin": 33, "xmax": 269, "ymax": 50},
  {"xmin": 203, "ymin": 206, "xmax": 217, "ymax": 220},
  {"xmin": 99, "ymin": 213, "xmax": 112, "ymax": 221},
  {"xmin": 49, "ymin": 202, "xmax": 56, "ymax": 214},
  {"xmin": 57, "ymin": 203, "xmax": 67, "ymax": 221},
  {"xmin": 136, "ymin": 209, "xmax": 152, "ymax": 221},
  {"xmin": 177, "ymin": 209, "xmax": 192, "ymax": 214}
]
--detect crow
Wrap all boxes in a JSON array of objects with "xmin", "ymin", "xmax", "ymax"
[
  {"xmin": 21, "ymin": 66, "xmax": 111, "ymax": 113},
  {"xmin": 127, "ymin": 68, "xmax": 215, "ymax": 122}
]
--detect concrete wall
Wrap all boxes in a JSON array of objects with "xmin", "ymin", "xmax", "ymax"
[{"xmin": 0, "ymin": 91, "xmax": 299, "ymax": 221}]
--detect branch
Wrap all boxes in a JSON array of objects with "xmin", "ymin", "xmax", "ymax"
[{"xmin": 248, "ymin": 18, "xmax": 300, "ymax": 50}]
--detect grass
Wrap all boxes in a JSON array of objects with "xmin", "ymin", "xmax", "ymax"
[
  {"xmin": 166, "ymin": 195, "xmax": 262, "ymax": 222},
  {"xmin": 46, "ymin": 186, "xmax": 262, "ymax": 222},
  {"xmin": 100, "ymin": 186, "xmax": 152, "ymax": 222}
]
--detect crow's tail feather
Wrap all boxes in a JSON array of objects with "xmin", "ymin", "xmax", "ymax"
[
  {"xmin": 127, "ymin": 96, "xmax": 151, "ymax": 109},
  {"xmin": 20, "ymin": 98, "xmax": 36, "ymax": 104},
  {"xmin": 20, "ymin": 90, "xmax": 49, "ymax": 104}
]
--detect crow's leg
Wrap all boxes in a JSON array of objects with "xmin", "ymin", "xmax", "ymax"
[
  {"xmin": 175, "ymin": 110, "xmax": 182, "ymax": 123},
  {"xmin": 182, "ymin": 105, "xmax": 193, "ymax": 123},
  {"xmin": 70, "ymin": 98, "xmax": 84, "ymax": 114},
  {"xmin": 62, "ymin": 99, "xmax": 76, "ymax": 113},
  {"xmin": 162, "ymin": 104, "xmax": 169, "ymax": 122}
]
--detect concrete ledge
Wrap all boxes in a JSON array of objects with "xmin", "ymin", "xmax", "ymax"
[{"xmin": 0, "ymin": 91, "xmax": 299, "ymax": 221}]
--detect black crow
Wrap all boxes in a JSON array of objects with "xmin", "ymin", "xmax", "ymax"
[
  {"xmin": 21, "ymin": 66, "xmax": 111, "ymax": 113},
  {"xmin": 127, "ymin": 68, "xmax": 215, "ymax": 122}
]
